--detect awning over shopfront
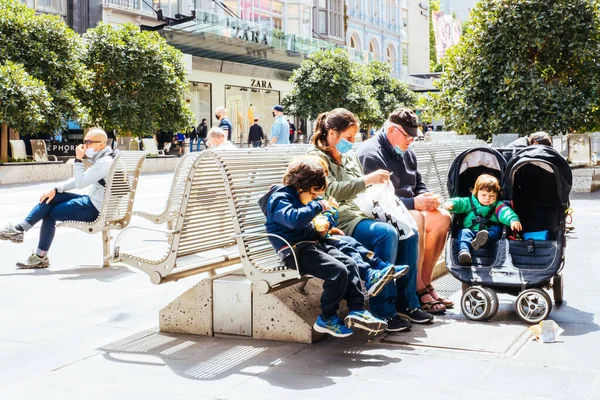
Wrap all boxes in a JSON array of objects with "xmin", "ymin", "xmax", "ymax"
[{"xmin": 159, "ymin": 11, "xmax": 340, "ymax": 72}]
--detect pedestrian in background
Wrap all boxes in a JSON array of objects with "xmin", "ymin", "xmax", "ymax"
[
  {"xmin": 215, "ymin": 107, "xmax": 233, "ymax": 141},
  {"xmin": 288, "ymin": 119, "xmax": 296, "ymax": 143},
  {"xmin": 188, "ymin": 124, "xmax": 198, "ymax": 152},
  {"xmin": 248, "ymin": 118, "xmax": 264, "ymax": 148},
  {"xmin": 270, "ymin": 105, "xmax": 290, "ymax": 144},
  {"xmin": 197, "ymin": 118, "xmax": 208, "ymax": 151},
  {"xmin": 176, "ymin": 131, "xmax": 185, "ymax": 157}
]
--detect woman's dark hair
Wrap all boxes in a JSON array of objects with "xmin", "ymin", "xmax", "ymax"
[
  {"xmin": 311, "ymin": 108, "xmax": 359, "ymax": 154},
  {"xmin": 283, "ymin": 157, "xmax": 327, "ymax": 193}
]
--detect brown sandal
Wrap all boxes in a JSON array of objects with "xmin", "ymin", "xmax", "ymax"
[
  {"xmin": 426, "ymin": 284, "xmax": 455, "ymax": 309},
  {"xmin": 417, "ymin": 289, "xmax": 446, "ymax": 314}
]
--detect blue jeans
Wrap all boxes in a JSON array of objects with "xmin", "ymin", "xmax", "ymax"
[
  {"xmin": 394, "ymin": 231, "xmax": 420, "ymax": 311},
  {"xmin": 457, "ymin": 225, "xmax": 502, "ymax": 252},
  {"xmin": 252, "ymin": 140, "xmax": 262, "ymax": 148},
  {"xmin": 352, "ymin": 219, "xmax": 399, "ymax": 319},
  {"xmin": 24, "ymin": 192, "xmax": 99, "ymax": 252}
]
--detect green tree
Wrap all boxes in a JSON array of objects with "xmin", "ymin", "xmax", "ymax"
[
  {"xmin": 82, "ymin": 23, "xmax": 193, "ymax": 136},
  {"xmin": 361, "ymin": 60, "xmax": 417, "ymax": 127},
  {"xmin": 282, "ymin": 49, "xmax": 378, "ymax": 122},
  {"xmin": 0, "ymin": 0, "xmax": 88, "ymax": 158},
  {"xmin": 0, "ymin": 61, "xmax": 52, "ymax": 161},
  {"xmin": 436, "ymin": 0, "xmax": 600, "ymax": 139}
]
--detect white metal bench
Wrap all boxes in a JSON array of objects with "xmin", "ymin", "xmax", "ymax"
[
  {"xmin": 141, "ymin": 138, "xmax": 165, "ymax": 156},
  {"xmin": 30, "ymin": 140, "xmax": 59, "ymax": 162},
  {"xmin": 9, "ymin": 140, "xmax": 32, "ymax": 160},
  {"xmin": 113, "ymin": 146, "xmax": 307, "ymax": 285},
  {"xmin": 133, "ymin": 152, "xmax": 200, "ymax": 228},
  {"xmin": 57, "ymin": 151, "xmax": 146, "ymax": 267},
  {"xmin": 233, "ymin": 141, "xmax": 487, "ymax": 293}
]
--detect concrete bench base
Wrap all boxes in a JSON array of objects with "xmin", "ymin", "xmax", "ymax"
[
  {"xmin": 572, "ymin": 167, "xmax": 600, "ymax": 193},
  {"xmin": 158, "ymin": 270, "xmax": 343, "ymax": 344}
]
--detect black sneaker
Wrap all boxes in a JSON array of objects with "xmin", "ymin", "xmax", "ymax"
[
  {"xmin": 458, "ymin": 250, "xmax": 472, "ymax": 266},
  {"xmin": 397, "ymin": 308, "xmax": 434, "ymax": 324},
  {"xmin": 386, "ymin": 315, "xmax": 411, "ymax": 332},
  {"xmin": 471, "ymin": 230, "xmax": 489, "ymax": 250}
]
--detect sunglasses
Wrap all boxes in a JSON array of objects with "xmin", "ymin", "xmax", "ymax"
[
  {"xmin": 393, "ymin": 126, "xmax": 414, "ymax": 141},
  {"xmin": 83, "ymin": 140, "xmax": 102, "ymax": 145}
]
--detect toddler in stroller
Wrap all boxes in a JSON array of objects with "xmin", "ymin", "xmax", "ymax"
[
  {"xmin": 445, "ymin": 146, "xmax": 572, "ymax": 324},
  {"xmin": 444, "ymin": 174, "xmax": 522, "ymax": 266}
]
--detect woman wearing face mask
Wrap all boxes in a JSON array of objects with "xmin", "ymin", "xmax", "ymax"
[
  {"xmin": 0, "ymin": 128, "xmax": 115, "ymax": 269},
  {"xmin": 306, "ymin": 108, "xmax": 433, "ymax": 331}
]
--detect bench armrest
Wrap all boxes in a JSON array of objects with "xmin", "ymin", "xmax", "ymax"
[
  {"xmin": 47, "ymin": 155, "xmax": 58, "ymax": 161},
  {"xmin": 232, "ymin": 232, "xmax": 300, "ymax": 274},
  {"xmin": 113, "ymin": 225, "xmax": 177, "ymax": 260}
]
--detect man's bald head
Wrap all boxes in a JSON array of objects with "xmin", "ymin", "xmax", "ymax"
[{"xmin": 84, "ymin": 128, "xmax": 108, "ymax": 151}]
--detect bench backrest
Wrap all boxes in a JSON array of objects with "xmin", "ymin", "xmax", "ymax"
[
  {"xmin": 30, "ymin": 140, "xmax": 50, "ymax": 162},
  {"xmin": 223, "ymin": 147, "xmax": 314, "ymax": 293},
  {"xmin": 98, "ymin": 151, "xmax": 147, "ymax": 230},
  {"xmin": 142, "ymin": 138, "xmax": 160, "ymax": 154},
  {"xmin": 9, "ymin": 140, "xmax": 27, "ymax": 159},
  {"xmin": 116, "ymin": 137, "xmax": 132, "ymax": 151}
]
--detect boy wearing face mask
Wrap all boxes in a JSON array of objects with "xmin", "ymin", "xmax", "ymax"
[{"xmin": 0, "ymin": 128, "xmax": 115, "ymax": 269}]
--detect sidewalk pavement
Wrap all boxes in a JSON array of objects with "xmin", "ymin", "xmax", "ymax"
[{"xmin": 0, "ymin": 174, "xmax": 599, "ymax": 400}]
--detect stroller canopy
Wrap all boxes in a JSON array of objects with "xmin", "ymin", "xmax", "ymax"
[
  {"xmin": 504, "ymin": 146, "xmax": 572, "ymax": 205},
  {"xmin": 447, "ymin": 147, "xmax": 508, "ymax": 198}
]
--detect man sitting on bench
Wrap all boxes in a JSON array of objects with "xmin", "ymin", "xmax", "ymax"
[{"xmin": 0, "ymin": 128, "xmax": 114, "ymax": 269}]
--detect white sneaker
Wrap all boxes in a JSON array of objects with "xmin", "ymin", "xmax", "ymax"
[
  {"xmin": 16, "ymin": 253, "xmax": 49, "ymax": 269},
  {"xmin": 0, "ymin": 223, "xmax": 24, "ymax": 243}
]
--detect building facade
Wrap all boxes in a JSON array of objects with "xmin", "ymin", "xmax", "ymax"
[
  {"xmin": 23, "ymin": 0, "xmax": 433, "ymax": 139},
  {"xmin": 346, "ymin": 0, "xmax": 432, "ymax": 91}
]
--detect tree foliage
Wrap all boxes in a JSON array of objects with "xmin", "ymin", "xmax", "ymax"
[
  {"xmin": 0, "ymin": 61, "xmax": 52, "ymax": 133},
  {"xmin": 283, "ymin": 50, "xmax": 416, "ymax": 127},
  {"xmin": 436, "ymin": 0, "xmax": 600, "ymax": 138},
  {"xmin": 0, "ymin": 0, "xmax": 88, "ymax": 132},
  {"xmin": 282, "ymin": 49, "xmax": 378, "ymax": 122},
  {"xmin": 361, "ymin": 60, "xmax": 417, "ymax": 127},
  {"xmin": 82, "ymin": 23, "xmax": 194, "ymax": 136}
]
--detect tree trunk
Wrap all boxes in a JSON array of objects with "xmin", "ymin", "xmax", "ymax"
[{"xmin": 1, "ymin": 122, "xmax": 8, "ymax": 162}]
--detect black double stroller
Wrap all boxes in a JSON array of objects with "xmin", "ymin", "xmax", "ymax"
[{"xmin": 445, "ymin": 146, "xmax": 572, "ymax": 324}]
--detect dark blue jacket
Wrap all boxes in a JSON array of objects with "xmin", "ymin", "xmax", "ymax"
[
  {"xmin": 258, "ymin": 184, "xmax": 328, "ymax": 259},
  {"xmin": 357, "ymin": 132, "xmax": 428, "ymax": 210}
]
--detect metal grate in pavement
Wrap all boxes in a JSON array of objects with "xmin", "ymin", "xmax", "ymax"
[{"xmin": 432, "ymin": 272, "xmax": 462, "ymax": 299}]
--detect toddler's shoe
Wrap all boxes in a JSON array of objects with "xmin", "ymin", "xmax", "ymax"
[
  {"xmin": 344, "ymin": 310, "xmax": 388, "ymax": 335},
  {"xmin": 458, "ymin": 250, "xmax": 472, "ymax": 266},
  {"xmin": 365, "ymin": 266, "xmax": 395, "ymax": 297},
  {"xmin": 471, "ymin": 230, "xmax": 489, "ymax": 250},
  {"xmin": 313, "ymin": 315, "xmax": 353, "ymax": 338}
]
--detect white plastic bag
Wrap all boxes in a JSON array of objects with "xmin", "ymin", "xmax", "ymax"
[{"xmin": 355, "ymin": 181, "xmax": 417, "ymax": 240}]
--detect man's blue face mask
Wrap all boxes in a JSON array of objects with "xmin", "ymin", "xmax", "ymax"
[
  {"xmin": 336, "ymin": 138, "xmax": 353, "ymax": 154},
  {"xmin": 393, "ymin": 145, "xmax": 405, "ymax": 157}
]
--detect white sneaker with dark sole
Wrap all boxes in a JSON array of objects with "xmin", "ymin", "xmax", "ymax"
[
  {"xmin": 0, "ymin": 224, "xmax": 24, "ymax": 243},
  {"xmin": 16, "ymin": 254, "xmax": 49, "ymax": 269}
]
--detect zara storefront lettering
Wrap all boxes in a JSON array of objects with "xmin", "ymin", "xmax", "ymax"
[{"xmin": 250, "ymin": 79, "xmax": 273, "ymax": 89}]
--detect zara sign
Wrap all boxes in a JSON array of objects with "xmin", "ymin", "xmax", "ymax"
[{"xmin": 250, "ymin": 79, "xmax": 273, "ymax": 89}]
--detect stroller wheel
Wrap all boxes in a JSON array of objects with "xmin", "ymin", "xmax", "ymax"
[
  {"xmin": 553, "ymin": 273, "xmax": 564, "ymax": 306},
  {"xmin": 515, "ymin": 289, "xmax": 552, "ymax": 324},
  {"xmin": 461, "ymin": 286, "xmax": 492, "ymax": 321},
  {"xmin": 482, "ymin": 288, "xmax": 499, "ymax": 320}
]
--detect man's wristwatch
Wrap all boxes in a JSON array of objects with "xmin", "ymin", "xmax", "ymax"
[{"xmin": 74, "ymin": 158, "xmax": 83, "ymax": 163}]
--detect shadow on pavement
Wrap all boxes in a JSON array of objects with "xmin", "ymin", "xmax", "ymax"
[
  {"xmin": 97, "ymin": 329, "xmax": 402, "ymax": 389},
  {"xmin": 0, "ymin": 266, "xmax": 135, "ymax": 282}
]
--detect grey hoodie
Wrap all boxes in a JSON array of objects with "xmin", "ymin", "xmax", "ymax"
[{"xmin": 56, "ymin": 146, "xmax": 115, "ymax": 211}]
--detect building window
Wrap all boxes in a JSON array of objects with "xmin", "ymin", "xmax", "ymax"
[
  {"xmin": 369, "ymin": 39, "xmax": 379, "ymax": 61},
  {"xmin": 186, "ymin": 81, "xmax": 212, "ymax": 129},
  {"xmin": 225, "ymin": 85, "xmax": 281, "ymax": 144},
  {"xmin": 314, "ymin": 0, "xmax": 344, "ymax": 41},
  {"xmin": 22, "ymin": 0, "xmax": 67, "ymax": 16},
  {"xmin": 386, "ymin": 44, "xmax": 396, "ymax": 72}
]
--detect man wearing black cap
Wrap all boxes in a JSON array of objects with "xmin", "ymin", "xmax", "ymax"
[
  {"xmin": 357, "ymin": 107, "xmax": 452, "ymax": 314},
  {"xmin": 270, "ymin": 105, "xmax": 290, "ymax": 144}
]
